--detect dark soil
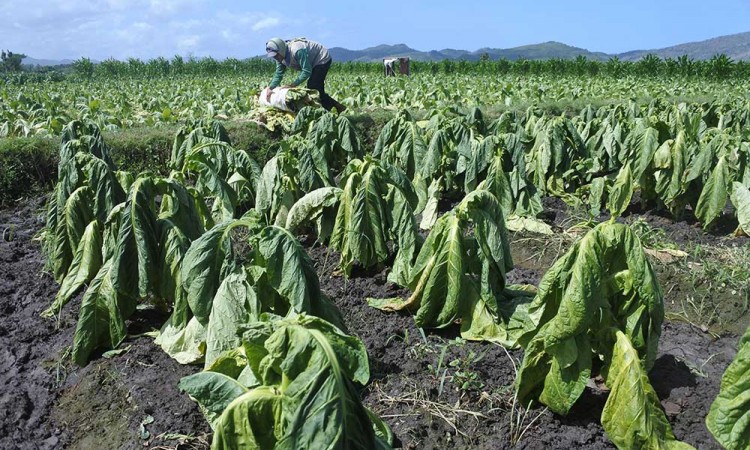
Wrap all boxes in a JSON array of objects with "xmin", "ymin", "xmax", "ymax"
[
  {"xmin": 1, "ymin": 195, "xmax": 747, "ymax": 449},
  {"xmin": 1, "ymin": 196, "xmax": 70, "ymax": 450},
  {"xmin": 308, "ymin": 244, "xmax": 741, "ymax": 450},
  {"xmin": 0, "ymin": 197, "xmax": 210, "ymax": 450}
]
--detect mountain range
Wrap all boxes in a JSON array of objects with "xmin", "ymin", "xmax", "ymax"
[
  {"xmin": 328, "ymin": 31, "xmax": 750, "ymax": 63},
  {"xmin": 21, "ymin": 31, "xmax": 750, "ymax": 66},
  {"xmin": 22, "ymin": 57, "xmax": 76, "ymax": 67}
]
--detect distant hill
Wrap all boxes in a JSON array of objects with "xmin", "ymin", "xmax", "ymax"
[
  {"xmin": 328, "ymin": 41, "xmax": 607, "ymax": 63},
  {"xmin": 617, "ymin": 31, "xmax": 750, "ymax": 61},
  {"xmin": 489, "ymin": 42, "xmax": 610, "ymax": 61},
  {"xmin": 329, "ymin": 32, "xmax": 750, "ymax": 63},
  {"xmin": 22, "ymin": 57, "xmax": 75, "ymax": 67}
]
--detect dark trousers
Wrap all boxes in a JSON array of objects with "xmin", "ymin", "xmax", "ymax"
[{"xmin": 307, "ymin": 59, "xmax": 338, "ymax": 111}]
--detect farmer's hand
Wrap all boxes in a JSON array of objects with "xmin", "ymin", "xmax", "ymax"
[{"xmin": 265, "ymin": 88, "xmax": 273, "ymax": 102}]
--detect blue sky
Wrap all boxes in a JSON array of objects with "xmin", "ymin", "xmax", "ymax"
[{"xmin": 2, "ymin": 0, "xmax": 750, "ymax": 60}]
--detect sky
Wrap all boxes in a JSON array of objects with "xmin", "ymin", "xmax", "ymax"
[{"xmin": 3, "ymin": 0, "xmax": 750, "ymax": 61}]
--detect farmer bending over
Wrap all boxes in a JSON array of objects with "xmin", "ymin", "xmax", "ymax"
[{"xmin": 265, "ymin": 37, "xmax": 346, "ymax": 113}]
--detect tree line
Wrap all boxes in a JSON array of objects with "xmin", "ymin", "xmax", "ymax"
[
  {"xmin": 4, "ymin": 51, "xmax": 750, "ymax": 83},
  {"xmin": 338, "ymin": 54, "xmax": 750, "ymax": 79}
]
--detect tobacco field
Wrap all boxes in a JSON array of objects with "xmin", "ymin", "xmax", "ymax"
[{"xmin": 1, "ymin": 69, "xmax": 750, "ymax": 450}]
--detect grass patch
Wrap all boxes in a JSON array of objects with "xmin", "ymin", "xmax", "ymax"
[
  {"xmin": 224, "ymin": 120, "xmax": 279, "ymax": 163},
  {"xmin": 0, "ymin": 136, "xmax": 58, "ymax": 205},
  {"xmin": 347, "ymin": 110, "xmax": 395, "ymax": 150},
  {"xmin": 688, "ymin": 244, "xmax": 750, "ymax": 317},
  {"xmin": 103, "ymin": 126, "xmax": 175, "ymax": 176},
  {"xmin": 656, "ymin": 241, "xmax": 750, "ymax": 336},
  {"xmin": 629, "ymin": 217, "xmax": 680, "ymax": 251},
  {"xmin": 0, "ymin": 120, "xmax": 281, "ymax": 205}
]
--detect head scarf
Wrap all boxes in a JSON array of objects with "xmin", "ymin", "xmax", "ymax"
[{"xmin": 265, "ymin": 38, "xmax": 286, "ymax": 58}]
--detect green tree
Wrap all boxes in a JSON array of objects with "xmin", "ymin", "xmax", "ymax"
[
  {"xmin": 604, "ymin": 56, "xmax": 624, "ymax": 77},
  {"xmin": 171, "ymin": 55, "xmax": 184, "ymax": 75},
  {"xmin": 636, "ymin": 53, "xmax": 663, "ymax": 76},
  {"xmin": 708, "ymin": 54, "xmax": 734, "ymax": 79},
  {"xmin": 676, "ymin": 55, "xmax": 694, "ymax": 77},
  {"xmin": 1, "ymin": 50, "xmax": 27, "ymax": 72},
  {"xmin": 72, "ymin": 57, "xmax": 95, "ymax": 79}
]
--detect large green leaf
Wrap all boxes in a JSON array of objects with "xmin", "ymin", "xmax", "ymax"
[
  {"xmin": 460, "ymin": 285, "xmax": 535, "ymax": 347},
  {"xmin": 255, "ymin": 152, "xmax": 303, "ymax": 225},
  {"xmin": 418, "ymin": 177, "xmax": 441, "ymax": 231},
  {"xmin": 255, "ymin": 226, "xmax": 346, "ymax": 331},
  {"xmin": 155, "ymin": 316, "xmax": 207, "ymax": 364},
  {"xmin": 254, "ymin": 155, "xmax": 281, "ymax": 216},
  {"xmin": 155, "ymin": 179, "xmax": 205, "ymax": 327},
  {"xmin": 182, "ymin": 215, "xmax": 261, "ymax": 325},
  {"xmin": 179, "ymin": 371, "xmax": 250, "ymax": 430},
  {"xmin": 262, "ymin": 316, "xmax": 382, "ymax": 449},
  {"xmin": 475, "ymin": 154, "xmax": 513, "ymax": 216},
  {"xmin": 47, "ymin": 123, "xmax": 120, "ymax": 282},
  {"xmin": 416, "ymin": 214, "xmax": 465, "ymax": 327},
  {"xmin": 71, "ymin": 261, "xmax": 115, "ymax": 366},
  {"xmin": 602, "ymin": 330, "xmax": 695, "ymax": 450},
  {"xmin": 607, "ymin": 163, "xmax": 633, "ymax": 219},
  {"xmin": 204, "ymin": 269, "xmax": 258, "ymax": 369},
  {"xmin": 653, "ymin": 132, "xmax": 689, "ymax": 217},
  {"xmin": 706, "ymin": 323, "xmax": 750, "ymax": 450},
  {"xmin": 371, "ymin": 190, "xmax": 521, "ymax": 343},
  {"xmin": 517, "ymin": 222, "xmax": 664, "ymax": 415},
  {"xmin": 158, "ymin": 178, "xmax": 205, "ymax": 241},
  {"xmin": 387, "ymin": 187, "xmax": 422, "ymax": 286},
  {"xmin": 184, "ymin": 315, "xmax": 390, "ymax": 450},
  {"xmin": 464, "ymin": 135, "xmax": 502, "ymax": 194},
  {"xmin": 182, "ymin": 222, "xmax": 235, "ymax": 325},
  {"xmin": 170, "ymin": 120, "xmax": 232, "ymax": 170},
  {"xmin": 284, "ymin": 187, "xmax": 341, "ymax": 234},
  {"xmin": 695, "ymin": 155, "xmax": 730, "ymax": 229},
  {"xmin": 629, "ymin": 125, "xmax": 660, "ymax": 180},
  {"xmin": 42, "ymin": 220, "xmax": 103, "ymax": 318},
  {"xmin": 589, "ymin": 176, "xmax": 606, "ymax": 217},
  {"xmin": 730, "ymin": 182, "xmax": 750, "ymax": 236},
  {"xmin": 420, "ymin": 129, "xmax": 450, "ymax": 182},
  {"xmin": 70, "ymin": 177, "xmax": 162, "ymax": 365},
  {"xmin": 80, "ymin": 153, "xmax": 125, "ymax": 223},
  {"xmin": 540, "ymin": 334, "xmax": 593, "ymax": 415},
  {"xmin": 373, "ymin": 111, "xmax": 426, "ymax": 179},
  {"xmin": 463, "ymin": 189, "xmax": 513, "ymax": 282},
  {"xmin": 52, "ymin": 185, "xmax": 92, "ymax": 281},
  {"xmin": 211, "ymin": 387, "xmax": 282, "ymax": 449},
  {"xmin": 71, "ymin": 259, "xmax": 133, "ymax": 366},
  {"xmin": 330, "ymin": 160, "xmax": 389, "ymax": 275},
  {"xmin": 114, "ymin": 176, "xmax": 159, "ymax": 299},
  {"xmin": 184, "ymin": 142, "xmax": 239, "ymax": 223},
  {"xmin": 336, "ymin": 116, "xmax": 363, "ymax": 160}
]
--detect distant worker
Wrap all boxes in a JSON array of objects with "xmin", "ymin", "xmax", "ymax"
[{"xmin": 264, "ymin": 37, "xmax": 346, "ymax": 113}]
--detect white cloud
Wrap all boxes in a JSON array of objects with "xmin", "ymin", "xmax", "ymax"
[
  {"xmin": 178, "ymin": 35, "xmax": 201, "ymax": 52},
  {"xmin": 0, "ymin": 1, "xmax": 320, "ymax": 60},
  {"xmin": 251, "ymin": 17, "xmax": 280, "ymax": 32}
]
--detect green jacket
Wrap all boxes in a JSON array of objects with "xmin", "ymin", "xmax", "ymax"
[{"xmin": 270, "ymin": 38, "xmax": 331, "ymax": 88}]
